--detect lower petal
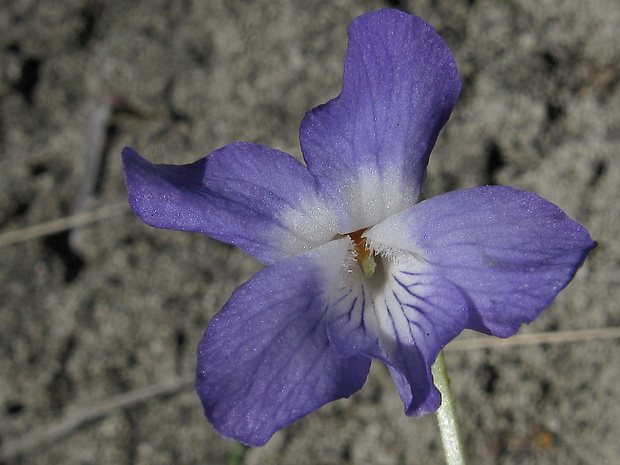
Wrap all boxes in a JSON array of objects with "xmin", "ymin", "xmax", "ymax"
[
  {"xmin": 196, "ymin": 239, "xmax": 369, "ymax": 446},
  {"xmin": 326, "ymin": 253, "xmax": 469, "ymax": 416}
]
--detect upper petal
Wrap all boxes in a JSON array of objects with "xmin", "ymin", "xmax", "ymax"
[
  {"xmin": 365, "ymin": 185, "xmax": 597, "ymax": 337},
  {"xmin": 196, "ymin": 239, "xmax": 370, "ymax": 446},
  {"xmin": 122, "ymin": 144, "xmax": 339, "ymax": 265},
  {"xmin": 300, "ymin": 9, "xmax": 461, "ymax": 233}
]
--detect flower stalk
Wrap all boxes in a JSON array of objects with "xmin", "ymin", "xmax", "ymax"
[{"xmin": 432, "ymin": 351, "xmax": 467, "ymax": 465}]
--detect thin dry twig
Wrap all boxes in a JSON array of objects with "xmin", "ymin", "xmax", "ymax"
[
  {"xmin": 0, "ymin": 375, "xmax": 194, "ymax": 461},
  {"xmin": 0, "ymin": 202, "xmax": 129, "ymax": 248},
  {"xmin": 446, "ymin": 326, "xmax": 620, "ymax": 351},
  {"xmin": 70, "ymin": 102, "xmax": 114, "ymax": 252}
]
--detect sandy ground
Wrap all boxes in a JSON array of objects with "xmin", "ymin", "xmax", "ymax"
[{"xmin": 1, "ymin": 0, "xmax": 618, "ymax": 464}]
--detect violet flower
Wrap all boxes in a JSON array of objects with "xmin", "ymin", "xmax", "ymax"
[{"xmin": 122, "ymin": 9, "xmax": 596, "ymax": 446}]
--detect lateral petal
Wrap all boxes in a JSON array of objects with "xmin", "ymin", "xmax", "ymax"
[
  {"xmin": 300, "ymin": 9, "xmax": 461, "ymax": 233},
  {"xmin": 122, "ymin": 144, "xmax": 339, "ymax": 265},
  {"xmin": 196, "ymin": 239, "xmax": 370, "ymax": 446},
  {"xmin": 365, "ymin": 186, "xmax": 597, "ymax": 337}
]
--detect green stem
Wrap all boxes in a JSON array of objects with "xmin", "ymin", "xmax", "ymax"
[
  {"xmin": 227, "ymin": 441, "xmax": 246, "ymax": 465},
  {"xmin": 431, "ymin": 351, "xmax": 467, "ymax": 465}
]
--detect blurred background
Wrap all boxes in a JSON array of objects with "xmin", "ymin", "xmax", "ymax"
[{"xmin": 0, "ymin": 0, "xmax": 618, "ymax": 464}]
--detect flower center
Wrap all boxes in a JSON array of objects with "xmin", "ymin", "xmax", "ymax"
[{"xmin": 347, "ymin": 228, "xmax": 377, "ymax": 278}]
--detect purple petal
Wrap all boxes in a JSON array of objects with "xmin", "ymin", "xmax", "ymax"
[
  {"xmin": 300, "ymin": 9, "xmax": 461, "ymax": 233},
  {"xmin": 196, "ymin": 239, "xmax": 370, "ymax": 446},
  {"xmin": 326, "ymin": 254, "xmax": 468, "ymax": 416},
  {"xmin": 122, "ymin": 145, "xmax": 338, "ymax": 265},
  {"xmin": 366, "ymin": 185, "xmax": 597, "ymax": 337}
]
